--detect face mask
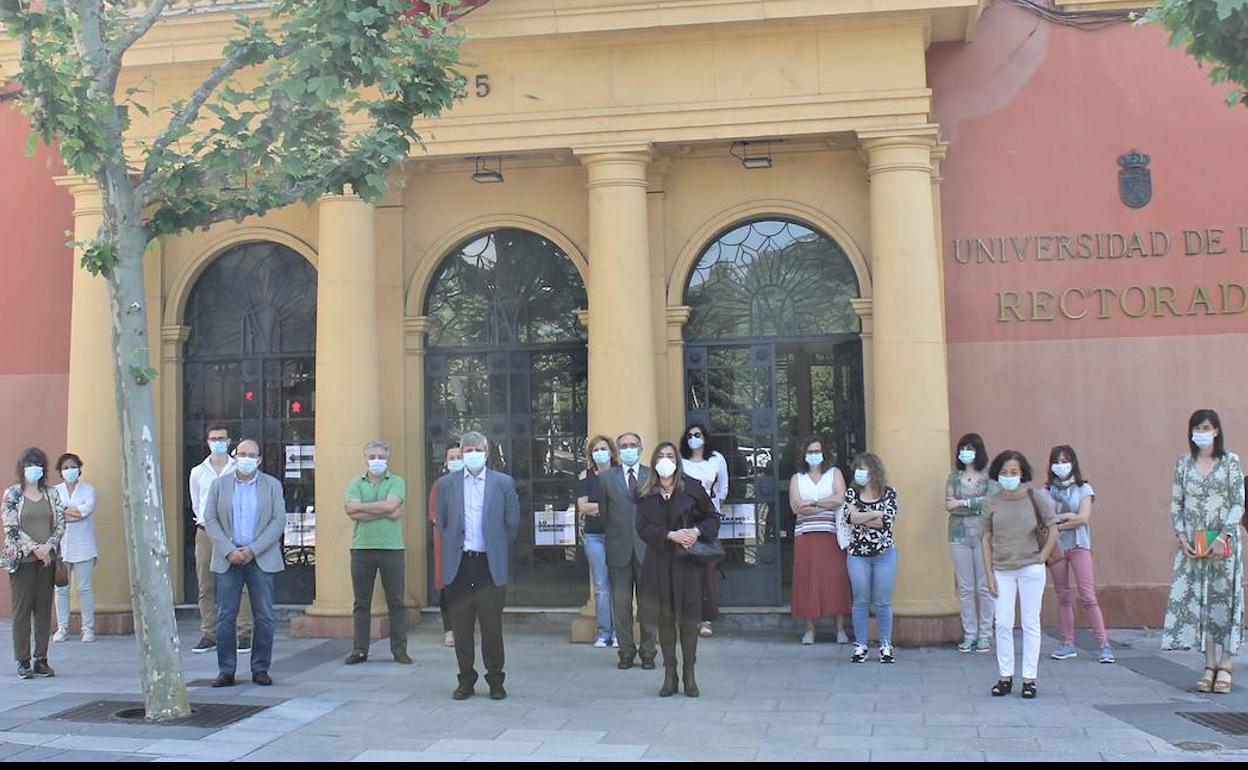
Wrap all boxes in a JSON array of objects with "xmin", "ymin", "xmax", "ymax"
[
  {"xmin": 209, "ymin": 440, "xmax": 229, "ymax": 456},
  {"xmin": 853, "ymin": 468, "xmax": 869, "ymax": 486},
  {"xmin": 447, "ymin": 459, "xmax": 465, "ymax": 474},
  {"xmin": 1192, "ymin": 431, "xmax": 1216, "ymax": 448},
  {"xmin": 620, "ymin": 447, "xmax": 640, "ymax": 466},
  {"xmin": 237, "ymin": 457, "xmax": 260, "ymax": 475},
  {"xmin": 464, "ymin": 451, "xmax": 487, "ymax": 472},
  {"xmin": 592, "ymin": 449, "xmax": 611, "ymax": 466},
  {"xmin": 367, "ymin": 459, "xmax": 388, "ymax": 476},
  {"xmin": 958, "ymin": 449, "xmax": 977, "ymax": 466},
  {"xmin": 688, "ymin": 436, "xmax": 705, "ymax": 451},
  {"xmin": 23, "ymin": 466, "xmax": 44, "ymax": 484},
  {"xmin": 655, "ymin": 458, "xmax": 678, "ymax": 478},
  {"xmin": 998, "ymin": 475, "xmax": 1021, "ymax": 492},
  {"xmin": 61, "ymin": 468, "xmax": 80, "ymax": 483},
  {"xmin": 805, "ymin": 453, "xmax": 823, "ymax": 468},
  {"xmin": 1051, "ymin": 462, "xmax": 1072, "ymax": 480}
]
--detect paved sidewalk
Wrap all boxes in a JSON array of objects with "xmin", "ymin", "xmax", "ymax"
[{"xmin": 0, "ymin": 619, "xmax": 1245, "ymax": 762}]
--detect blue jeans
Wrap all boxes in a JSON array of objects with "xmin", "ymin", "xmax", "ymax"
[
  {"xmin": 583, "ymin": 534, "xmax": 614, "ymax": 640},
  {"xmin": 847, "ymin": 547, "xmax": 897, "ymax": 645},
  {"xmin": 215, "ymin": 561, "xmax": 275, "ymax": 676}
]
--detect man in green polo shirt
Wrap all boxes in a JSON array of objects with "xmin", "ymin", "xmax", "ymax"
[{"xmin": 344, "ymin": 440, "xmax": 410, "ymax": 665}]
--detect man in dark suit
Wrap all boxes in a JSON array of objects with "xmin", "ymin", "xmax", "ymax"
[
  {"xmin": 203, "ymin": 439, "xmax": 286, "ymax": 688},
  {"xmin": 435, "ymin": 431, "xmax": 520, "ymax": 700},
  {"xmin": 597, "ymin": 431, "xmax": 657, "ymax": 670}
]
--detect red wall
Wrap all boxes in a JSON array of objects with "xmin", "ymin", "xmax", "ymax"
[
  {"xmin": 930, "ymin": 2, "xmax": 1248, "ymax": 626},
  {"xmin": 0, "ymin": 103, "xmax": 74, "ymax": 613}
]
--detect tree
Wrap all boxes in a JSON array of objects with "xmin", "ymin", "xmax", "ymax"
[
  {"xmin": 1144, "ymin": 0, "xmax": 1248, "ymax": 106},
  {"xmin": 0, "ymin": 0, "xmax": 469, "ymax": 720}
]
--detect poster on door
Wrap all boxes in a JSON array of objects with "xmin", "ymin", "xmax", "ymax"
[
  {"xmin": 534, "ymin": 506, "xmax": 577, "ymax": 546},
  {"xmin": 719, "ymin": 503, "xmax": 756, "ymax": 540}
]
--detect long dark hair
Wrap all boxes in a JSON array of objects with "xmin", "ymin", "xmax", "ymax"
[
  {"xmin": 639, "ymin": 442, "xmax": 683, "ymax": 498},
  {"xmin": 16, "ymin": 447, "xmax": 49, "ymax": 491},
  {"xmin": 1046, "ymin": 445, "xmax": 1086, "ymax": 486},
  {"xmin": 989, "ymin": 450, "xmax": 1033, "ymax": 484},
  {"xmin": 955, "ymin": 433, "xmax": 988, "ymax": 472},
  {"xmin": 1188, "ymin": 409, "xmax": 1226, "ymax": 459},
  {"xmin": 680, "ymin": 423, "xmax": 713, "ymax": 460}
]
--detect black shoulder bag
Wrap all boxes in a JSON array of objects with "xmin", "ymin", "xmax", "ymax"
[{"xmin": 675, "ymin": 500, "xmax": 725, "ymax": 567}]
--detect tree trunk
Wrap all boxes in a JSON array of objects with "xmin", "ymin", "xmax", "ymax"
[{"xmin": 100, "ymin": 167, "xmax": 191, "ymax": 721}]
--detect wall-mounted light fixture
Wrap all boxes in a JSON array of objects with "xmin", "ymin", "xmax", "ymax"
[
  {"xmin": 472, "ymin": 156, "xmax": 504, "ymax": 183},
  {"xmin": 729, "ymin": 141, "xmax": 773, "ymax": 170}
]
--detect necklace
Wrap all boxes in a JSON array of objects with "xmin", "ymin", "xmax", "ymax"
[{"xmin": 660, "ymin": 487, "xmax": 674, "ymax": 500}]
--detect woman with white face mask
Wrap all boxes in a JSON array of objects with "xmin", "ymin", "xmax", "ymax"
[
  {"xmin": 789, "ymin": 437, "xmax": 851, "ymax": 645},
  {"xmin": 982, "ymin": 450, "xmax": 1058, "ymax": 700},
  {"xmin": 844, "ymin": 452, "xmax": 899, "ymax": 664},
  {"xmin": 679, "ymin": 423, "xmax": 728, "ymax": 638},
  {"xmin": 1044, "ymin": 445, "xmax": 1112, "ymax": 665},
  {"xmin": 577, "ymin": 435, "xmax": 619, "ymax": 648},
  {"xmin": 53, "ymin": 453, "xmax": 97, "ymax": 643},
  {"xmin": 635, "ymin": 442, "xmax": 719, "ymax": 697},
  {"xmin": 944, "ymin": 433, "xmax": 997, "ymax": 654},
  {"xmin": 1162, "ymin": 409, "xmax": 1244, "ymax": 694}
]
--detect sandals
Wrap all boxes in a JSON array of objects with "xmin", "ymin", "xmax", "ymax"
[
  {"xmin": 1021, "ymin": 680, "xmax": 1037, "ymax": 699},
  {"xmin": 1213, "ymin": 667, "xmax": 1233, "ymax": 694},
  {"xmin": 990, "ymin": 677, "xmax": 1013, "ymax": 697},
  {"xmin": 1196, "ymin": 667, "xmax": 1217, "ymax": 693}
]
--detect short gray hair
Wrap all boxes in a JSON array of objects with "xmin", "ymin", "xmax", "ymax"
[
  {"xmin": 363, "ymin": 440, "xmax": 391, "ymax": 457},
  {"xmin": 460, "ymin": 431, "xmax": 488, "ymax": 451}
]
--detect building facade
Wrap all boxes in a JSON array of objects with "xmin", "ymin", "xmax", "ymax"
[{"xmin": 1, "ymin": 0, "xmax": 1244, "ymax": 639}]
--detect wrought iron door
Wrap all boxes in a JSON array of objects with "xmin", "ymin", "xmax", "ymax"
[
  {"xmin": 182, "ymin": 242, "xmax": 317, "ymax": 604},
  {"xmin": 424, "ymin": 228, "xmax": 589, "ymax": 607}
]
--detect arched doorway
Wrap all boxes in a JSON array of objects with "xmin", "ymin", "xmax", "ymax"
[
  {"xmin": 182, "ymin": 242, "xmax": 317, "ymax": 604},
  {"xmin": 683, "ymin": 218, "xmax": 866, "ymax": 607},
  {"xmin": 424, "ymin": 228, "xmax": 589, "ymax": 606}
]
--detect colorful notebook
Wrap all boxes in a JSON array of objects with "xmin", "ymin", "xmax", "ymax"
[{"xmin": 1194, "ymin": 529, "xmax": 1231, "ymax": 559}]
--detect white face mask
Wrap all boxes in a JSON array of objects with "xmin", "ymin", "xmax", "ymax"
[
  {"xmin": 958, "ymin": 449, "xmax": 977, "ymax": 466},
  {"xmin": 1051, "ymin": 462, "xmax": 1072, "ymax": 480},
  {"xmin": 998, "ymin": 475, "xmax": 1021, "ymax": 492},
  {"xmin": 853, "ymin": 468, "xmax": 869, "ymax": 486},
  {"xmin": 687, "ymin": 436, "xmax": 705, "ymax": 451},
  {"xmin": 655, "ymin": 458, "xmax": 678, "ymax": 479},
  {"xmin": 1192, "ymin": 431, "xmax": 1216, "ymax": 448},
  {"xmin": 367, "ymin": 459, "xmax": 388, "ymax": 476}
]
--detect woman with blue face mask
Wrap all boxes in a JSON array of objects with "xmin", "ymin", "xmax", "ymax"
[
  {"xmin": 789, "ymin": 437, "xmax": 851, "ymax": 645},
  {"xmin": 577, "ymin": 435, "xmax": 619, "ymax": 648},
  {"xmin": 844, "ymin": 452, "xmax": 899, "ymax": 664},
  {"xmin": 1162, "ymin": 409, "xmax": 1244, "ymax": 694},
  {"xmin": 945, "ymin": 433, "xmax": 997, "ymax": 654},
  {"xmin": 1, "ymin": 447, "xmax": 67, "ymax": 679},
  {"xmin": 679, "ymin": 423, "xmax": 728, "ymax": 638},
  {"xmin": 981, "ymin": 450, "xmax": 1058, "ymax": 700},
  {"xmin": 53, "ymin": 453, "xmax": 97, "ymax": 644}
]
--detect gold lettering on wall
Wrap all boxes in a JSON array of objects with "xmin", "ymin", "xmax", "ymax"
[{"xmin": 994, "ymin": 283, "xmax": 1248, "ymax": 322}]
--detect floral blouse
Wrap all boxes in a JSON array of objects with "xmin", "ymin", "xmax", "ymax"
[
  {"xmin": 844, "ymin": 486, "xmax": 898, "ymax": 558},
  {"xmin": 945, "ymin": 471, "xmax": 997, "ymax": 545},
  {"xmin": 0, "ymin": 484, "xmax": 67, "ymax": 574}
]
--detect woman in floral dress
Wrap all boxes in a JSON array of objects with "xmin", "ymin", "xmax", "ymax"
[{"xmin": 1162, "ymin": 409, "xmax": 1245, "ymax": 694}]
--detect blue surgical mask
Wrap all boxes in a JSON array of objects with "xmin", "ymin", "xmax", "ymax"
[
  {"xmin": 447, "ymin": 459, "xmax": 465, "ymax": 474},
  {"xmin": 61, "ymin": 468, "xmax": 81, "ymax": 483},
  {"xmin": 620, "ymin": 447, "xmax": 640, "ymax": 466},
  {"xmin": 237, "ymin": 457, "xmax": 260, "ymax": 475},
  {"xmin": 853, "ymin": 468, "xmax": 869, "ymax": 486},
  {"xmin": 367, "ymin": 459, "xmax": 388, "ymax": 476},
  {"xmin": 1051, "ymin": 462, "xmax": 1072, "ymax": 480},
  {"xmin": 209, "ymin": 440, "xmax": 229, "ymax": 456},
  {"xmin": 23, "ymin": 466, "xmax": 44, "ymax": 484},
  {"xmin": 998, "ymin": 475, "xmax": 1021, "ymax": 492},
  {"xmin": 688, "ymin": 436, "xmax": 705, "ymax": 451},
  {"xmin": 592, "ymin": 449, "xmax": 611, "ymax": 466},
  {"xmin": 464, "ymin": 450, "xmax": 487, "ymax": 472},
  {"xmin": 805, "ymin": 453, "xmax": 824, "ymax": 468},
  {"xmin": 958, "ymin": 449, "xmax": 977, "ymax": 466},
  {"xmin": 1192, "ymin": 431, "xmax": 1215, "ymax": 448}
]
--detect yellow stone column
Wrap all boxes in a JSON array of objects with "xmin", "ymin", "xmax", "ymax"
[
  {"xmin": 55, "ymin": 176, "xmax": 133, "ymax": 634},
  {"xmin": 295, "ymin": 189, "xmax": 382, "ymax": 637},
  {"xmin": 575, "ymin": 146, "xmax": 660, "ymax": 448},
  {"xmin": 663, "ymin": 306, "xmax": 692, "ymax": 438},
  {"xmin": 159, "ymin": 324, "xmax": 191, "ymax": 602},
  {"xmin": 850, "ymin": 298, "xmax": 874, "ymax": 439},
  {"xmin": 402, "ymin": 316, "xmax": 431, "ymax": 612},
  {"xmin": 859, "ymin": 129, "xmax": 959, "ymax": 644}
]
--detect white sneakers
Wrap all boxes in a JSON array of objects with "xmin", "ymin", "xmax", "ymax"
[
  {"xmin": 698, "ymin": 622, "xmax": 713, "ymax": 638},
  {"xmin": 594, "ymin": 638, "xmax": 609, "ymax": 648},
  {"xmin": 443, "ymin": 631, "xmax": 455, "ymax": 647},
  {"xmin": 801, "ymin": 629, "xmax": 815, "ymax": 645},
  {"xmin": 836, "ymin": 629, "xmax": 850, "ymax": 645},
  {"xmin": 52, "ymin": 629, "xmax": 67, "ymax": 643},
  {"xmin": 81, "ymin": 629, "xmax": 96, "ymax": 643}
]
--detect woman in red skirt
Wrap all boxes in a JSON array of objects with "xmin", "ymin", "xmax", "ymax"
[{"xmin": 789, "ymin": 436, "xmax": 852, "ymax": 644}]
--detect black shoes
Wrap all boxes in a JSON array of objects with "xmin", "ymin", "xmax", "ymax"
[
  {"xmin": 991, "ymin": 677, "xmax": 1013, "ymax": 697},
  {"xmin": 16, "ymin": 660, "xmax": 33, "ymax": 680},
  {"xmin": 191, "ymin": 637, "xmax": 216, "ymax": 654},
  {"xmin": 489, "ymin": 684, "xmax": 507, "ymax": 700},
  {"xmin": 392, "ymin": 650, "xmax": 413, "ymax": 665},
  {"xmin": 344, "ymin": 650, "xmax": 368, "ymax": 665},
  {"xmin": 617, "ymin": 655, "xmax": 635, "ymax": 670},
  {"xmin": 682, "ymin": 664, "xmax": 699, "ymax": 698},
  {"xmin": 211, "ymin": 673, "xmax": 236, "ymax": 688},
  {"xmin": 252, "ymin": 672, "xmax": 273, "ymax": 686},
  {"xmin": 1021, "ymin": 681, "xmax": 1037, "ymax": 699},
  {"xmin": 640, "ymin": 657, "xmax": 656, "ymax": 670},
  {"xmin": 452, "ymin": 683, "xmax": 475, "ymax": 700},
  {"xmin": 659, "ymin": 666, "xmax": 679, "ymax": 697},
  {"xmin": 32, "ymin": 659, "xmax": 54, "ymax": 678}
]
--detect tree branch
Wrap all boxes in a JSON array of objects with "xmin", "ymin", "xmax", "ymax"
[
  {"xmin": 107, "ymin": 0, "xmax": 170, "ymax": 70},
  {"xmin": 66, "ymin": 0, "xmax": 112, "ymax": 92}
]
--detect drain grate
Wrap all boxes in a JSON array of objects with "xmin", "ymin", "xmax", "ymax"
[
  {"xmin": 1178, "ymin": 711, "xmax": 1248, "ymax": 737},
  {"xmin": 47, "ymin": 700, "xmax": 268, "ymax": 729}
]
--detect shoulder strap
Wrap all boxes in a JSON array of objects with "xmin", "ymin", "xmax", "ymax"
[{"xmin": 1027, "ymin": 489, "xmax": 1044, "ymax": 530}]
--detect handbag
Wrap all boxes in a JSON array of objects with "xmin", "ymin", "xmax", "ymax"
[
  {"xmin": 835, "ymin": 503, "xmax": 852, "ymax": 551},
  {"xmin": 675, "ymin": 507, "xmax": 725, "ymax": 566},
  {"xmin": 1194, "ymin": 529, "xmax": 1232, "ymax": 559},
  {"xmin": 53, "ymin": 555, "xmax": 69, "ymax": 588},
  {"xmin": 1028, "ymin": 489, "xmax": 1064, "ymax": 564}
]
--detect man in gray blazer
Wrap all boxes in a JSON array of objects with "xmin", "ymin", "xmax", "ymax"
[
  {"xmin": 203, "ymin": 439, "xmax": 285, "ymax": 688},
  {"xmin": 435, "ymin": 431, "xmax": 520, "ymax": 700},
  {"xmin": 597, "ymin": 431, "xmax": 657, "ymax": 669}
]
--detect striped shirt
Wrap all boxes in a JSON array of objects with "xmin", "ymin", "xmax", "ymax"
[{"xmin": 794, "ymin": 471, "xmax": 840, "ymax": 536}]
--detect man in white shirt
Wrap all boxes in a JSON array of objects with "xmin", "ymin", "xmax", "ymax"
[{"xmin": 189, "ymin": 424, "xmax": 252, "ymax": 655}]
